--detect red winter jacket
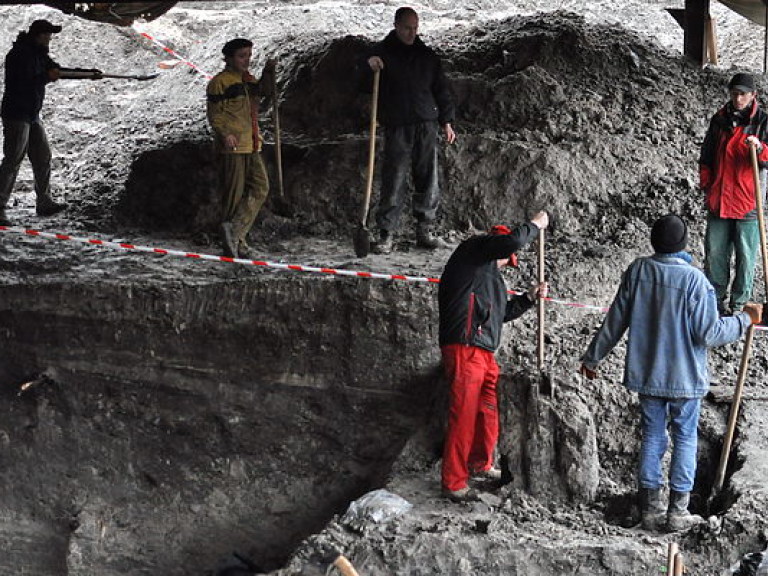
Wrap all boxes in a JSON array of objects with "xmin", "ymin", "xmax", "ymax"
[{"xmin": 699, "ymin": 98, "xmax": 768, "ymax": 220}]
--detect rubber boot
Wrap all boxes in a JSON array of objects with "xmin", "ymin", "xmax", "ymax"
[
  {"xmin": 373, "ymin": 231, "xmax": 394, "ymax": 255},
  {"xmin": 416, "ymin": 222, "xmax": 448, "ymax": 249},
  {"xmin": 639, "ymin": 487, "xmax": 666, "ymax": 531},
  {"xmin": 36, "ymin": 195, "xmax": 66, "ymax": 217},
  {"xmin": 667, "ymin": 490, "xmax": 704, "ymax": 532}
]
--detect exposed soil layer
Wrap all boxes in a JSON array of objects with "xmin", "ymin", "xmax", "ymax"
[{"xmin": 1, "ymin": 2, "xmax": 768, "ymax": 575}]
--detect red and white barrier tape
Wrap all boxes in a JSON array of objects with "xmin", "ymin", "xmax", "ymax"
[
  {"xmin": 2, "ymin": 224, "xmax": 765, "ymax": 332},
  {"xmin": 131, "ymin": 25, "xmax": 213, "ymax": 80}
]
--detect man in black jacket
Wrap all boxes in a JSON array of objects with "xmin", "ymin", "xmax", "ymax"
[
  {"xmin": 0, "ymin": 20, "xmax": 101, "ymax": 226},
  {"xmin": 366, "ymin": 7, "xmax": 456, "ymax": 254},
  {"xmin": 438, "ymin": 211, "xmax": 549, "ymax": 502}
]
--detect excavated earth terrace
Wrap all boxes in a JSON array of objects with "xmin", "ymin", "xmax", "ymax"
[{"xmin": 0, "ymin": 1, "xmax": 767, "ymax": 575}]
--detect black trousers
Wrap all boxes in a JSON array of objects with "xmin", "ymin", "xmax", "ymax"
[{"xmin": 376, "ymin": 120, "xmax": 440, "ymax": 233}]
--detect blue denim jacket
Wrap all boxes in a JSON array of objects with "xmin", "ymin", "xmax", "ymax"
[{"xmin": 581, "ymin": 253, "xmax": 750, "ymax": 398}]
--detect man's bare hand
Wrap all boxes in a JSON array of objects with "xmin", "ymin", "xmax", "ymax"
[
  {"xmin": 579, "ymin": 364, "xmax": 598, "ymax": 380},
  {"xmin": 224, "ymin": 134, "xmax": 239, "ymax": 150},
  {"xmin": 368, "ymin": 56, "xmax": 384, "ymax": 71},
  {"xmin": 443, "ymin": 123, "xmax": 456, "ymax": 144},
  {"xmin": 531, "ymin": 211, "xmax": 549, "ymax": 230}
]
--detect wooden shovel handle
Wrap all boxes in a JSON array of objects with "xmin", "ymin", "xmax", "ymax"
[
  {"xmin": 537, "ymin": 227, "xmax": 545, "ymax": 372},
  {"xmin": 666, "ymin": 543, "xmax": 678, "ymax": 576},
  {"xmin": 272, "ymin": 71, "xmax": 284, "ymax": 199},
  {"xmin": 749, "ymin": 144, "xmax": 768, "ymax": 293},
  {"xmin": 713, "ymin": 324, "xmax": 755, "ymax": 493},
  {"xmin": 333, "ymin": 555, "xmax": 360, "ymax": 576},
  {"xmin": 361, "ymin": 69, "xmax": 380, "ymax": 226}
]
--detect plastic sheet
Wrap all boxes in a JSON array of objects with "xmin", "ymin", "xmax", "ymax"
[{"xmin": 341, "ymin": 489, "xmax": 412, "ymax": 532}]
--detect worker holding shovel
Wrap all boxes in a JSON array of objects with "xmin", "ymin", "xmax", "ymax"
[
  {"xmin": 438, "ymin": 211, "xmax": 549, "ymax": 502},
  {"xmin": 365, "ymin": 7, "xmax": 456, "ymax": 255},
  {"xmin": 0, "ymin": 19, "xmax": 103, "ymax": 226},
  {"xmin": 207, "ymin": 38, "xmax": 276, "ymax": 258},
  {"xmin": 700, "ymin": 72, "xmax": 768, "ymax": 315},
  {"xmin": 580, "ymin": 214, "xmax": 762, "ymax": 532}
]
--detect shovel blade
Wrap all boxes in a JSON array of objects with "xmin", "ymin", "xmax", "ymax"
[{"xmin": 354, "ymin": 225, "xmax": 371, "ymax": 258}]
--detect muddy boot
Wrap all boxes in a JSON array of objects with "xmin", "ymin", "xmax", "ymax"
[
  {"xmin": 416, "ymin": 222, "xmax": 448, "ymax": 249},
  {"xmin": 442, "ymin": 486, "xmax": 481, "ymax": 503},
  {"xmin": 667, "ymin": 490, "xmax": 704, "ymax": 532},
  {"xmin": 220, "ymin": 222, "xmax": 237, "ymax": 258},
  {"xmin": 640, "ymin": 488, "xmax": 666, "ymax": 531},
  {"xmin": 36, "ymin": 196, "xmax": 66, "ymax": 217},
  {"xmin": 237, "ymin": 239, "xmax": 258, "ymax": 260},
  {"xmin": 0, "ymin": 208, "xmax": 10, "ymax": 226},
  {"xmin": 372, "ymin": 231, "xmax": 394, "ymax": 255}
]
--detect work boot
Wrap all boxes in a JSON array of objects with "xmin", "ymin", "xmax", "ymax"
[
  {"xmin": 36, "ymin": 196, "xmax": 66, "ymax": 217},
  {"xmin": 639, "ymin": 487, "xmax": 666, "ymax": 532},
  {"xmin": 372, "ymin": 231, "xmax": 394, "ymax": 255},
  {"xmin": 442, "ymin": 486, "xmax": 481, "ymax": 503},
  {"xmin": 416, "ymin": 222, "xmax": 448, "ymax": 250},
  {"xmin": 667, "ymin": 490, "xmax": 704, "ymax": 532},
  {"xmin": 0, "ymin": 209, "xmax": 10, "ymax": 227},
  {"xmin": 237, "ymin": 240, "xmax": 258, "ymax": 260},
  {"xmin": 471, "ymin": 467, "xmax": 502, "ymax": 481},
  {"xmin": 220, "ymin": 221, "xmax": 237, "ymax": 258}
]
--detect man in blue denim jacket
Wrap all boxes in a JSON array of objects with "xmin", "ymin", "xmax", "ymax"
[{"xmin": 580, "ymin": 214, "xmax": 762, "ymax": 532}]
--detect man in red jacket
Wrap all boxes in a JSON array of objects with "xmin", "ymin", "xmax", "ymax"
[{"xmin": 700, "ymin": 72, "xmax": 768, "ymax": 314}]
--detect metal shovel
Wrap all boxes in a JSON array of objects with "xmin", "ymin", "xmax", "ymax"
[{"xmin": 353, "ymin": 68, "xmax": 380, "ymax": 258}]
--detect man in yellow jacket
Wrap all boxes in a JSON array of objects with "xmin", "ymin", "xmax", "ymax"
[{"xmin": 207, "ymin": 38, "xmax": 275, "ymax": 258}]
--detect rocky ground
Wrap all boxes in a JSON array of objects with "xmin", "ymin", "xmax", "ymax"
[{"xmin": 1, "ymin": 1, "xmax": 768, "ymax": 575}]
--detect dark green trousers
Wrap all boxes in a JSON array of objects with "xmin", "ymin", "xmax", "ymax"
[{"xmin": 704, "ymin": 213, "xmax": 760, "ymax": 311}]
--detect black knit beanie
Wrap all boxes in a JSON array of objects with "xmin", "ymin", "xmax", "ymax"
[{"xmin": 651, "ymin": 214, "xmax": 688, "ymax": 254}]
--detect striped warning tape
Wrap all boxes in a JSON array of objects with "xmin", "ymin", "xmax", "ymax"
[
  {"xmin": 130, "ymin": 24, "xmax": 214, "ymax": 80},
  {"xmin": 2, "ymin": 225, "xmax": 766, "ymax": 332}
]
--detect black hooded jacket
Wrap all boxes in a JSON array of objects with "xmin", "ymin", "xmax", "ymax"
[
  {"xmin": 1, "ymin": 32, "xmax": 59, "ymax": 122},
  {"xmin": 368, "ymin": 30, "xmax": 454, "ymax": 127},
  {"xmin": 438, "ymin": 223, "xmax": 539, "ymax": 352}
]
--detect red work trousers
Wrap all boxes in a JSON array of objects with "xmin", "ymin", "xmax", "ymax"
[{"xmin": 441, "ymin": 344, "xmax": 499, "ymax": 492}]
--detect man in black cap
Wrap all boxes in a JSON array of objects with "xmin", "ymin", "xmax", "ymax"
[
  {"xmin": 699, "ymin": 72, "xmax": 768, "ymax": 315},
  {"xmin": 207, "ymin": 38, "xmax": 276, "ymax": 258},
  {"xmin": 580, "ymin": 214, "xmax": 762, "ymax": 532},
  {"xmin": 0, "ymin": 19, "xmax": 102, "ymax": 226}
]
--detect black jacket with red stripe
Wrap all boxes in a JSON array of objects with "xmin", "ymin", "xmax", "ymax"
[{"xmin": 438, "ymin": 222, "xmax": 538, "ymax": 352}]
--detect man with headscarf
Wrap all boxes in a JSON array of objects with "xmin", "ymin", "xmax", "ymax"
[{"xmin": 438, "ymin": 211, "xmax": 549, "ymax": 502}]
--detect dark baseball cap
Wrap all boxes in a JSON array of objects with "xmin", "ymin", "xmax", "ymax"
[
  {"xmin": 28, "ymin": 20, "xmax": 62, "ymax": 35},
  {"xmin": 728, "ymin": 73, "xmax": 756, "ymax": 93}
]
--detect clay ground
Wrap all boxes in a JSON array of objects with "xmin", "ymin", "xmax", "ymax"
[{"xmin": 1, "ymin": 1, "xmax": 768, "ymax": 575}]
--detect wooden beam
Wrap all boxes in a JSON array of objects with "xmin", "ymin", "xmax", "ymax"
[{"xmin": 684, "ymin": 0, "xmax": 710, "ymax": 66}]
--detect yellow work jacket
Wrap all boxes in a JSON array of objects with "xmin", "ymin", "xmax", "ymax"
[{"xmin": 206, "ymin": 68, "xmax": 263, "ymax": 154}]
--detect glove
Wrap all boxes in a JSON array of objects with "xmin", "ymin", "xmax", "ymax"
[
  {"xmin": 743, "ymin": 302, "xmax": 763, "ymax": 325},
  {"xmin": 579, "ymin": 364, "xmax": 597, "ymax": 380}
]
